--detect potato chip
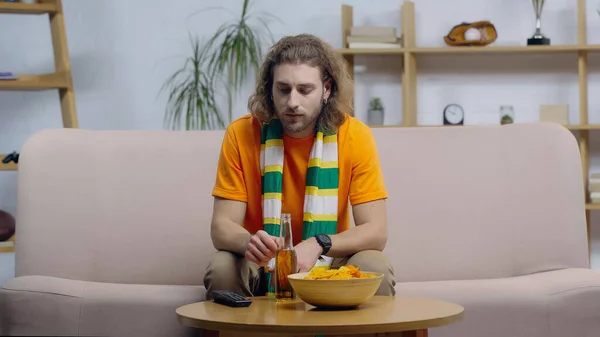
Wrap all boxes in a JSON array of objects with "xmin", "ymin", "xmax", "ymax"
[{"xmin": 304, "ymin": 265, "xmax": 376, "ymax": 280}]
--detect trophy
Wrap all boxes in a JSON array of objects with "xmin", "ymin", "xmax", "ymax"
[{"xmin": 527, "ymin": 0, "xmax": 550, "ymax": 45}]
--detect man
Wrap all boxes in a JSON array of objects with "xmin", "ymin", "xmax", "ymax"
[{"xmin": 204, "ymin": 33, "xmax": 395, "ymax": 300}]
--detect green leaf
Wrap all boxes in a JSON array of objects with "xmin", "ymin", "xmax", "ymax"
[{"xmin": 161, "ymin": 0, "xmax": 278, "ymax": 130}]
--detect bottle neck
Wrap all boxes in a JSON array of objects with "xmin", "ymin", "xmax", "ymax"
[{"xmin": 280, "ymin": 214, "xmax": 294, "ymax": 249}]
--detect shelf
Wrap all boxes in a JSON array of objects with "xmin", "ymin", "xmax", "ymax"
[
  {"xmin": 0, "ymin": 1, "xmax": 57, "ymax": 14},
  {"xmin": 0, "ymin": 155, "xmax": 18, "ymax": 171},
  {"xmin": 579, "ymin": 45, "xmax": 600, "ymax": 52},
  {"xmin": 564, "ymin": 125, "xmax": 600, "ymax": 130},
  {"xmin": 0, "ymin": 72, "xmax": 70, "ymax": 91},
  {"xmin": 0, "ymin": 234, "xmax": 15, "ymax": 253},
  {"xmin": 334, "ymin": 45, "xmax": 600, "ymax": 57},
  {"xmin": 409, "ymin": 45, "xmax": 584, "ymax": 55},
  {"xmin": 0, "ymin": 236, "xmax": 15, "ymax": 254},
  {"xmin": 586, "ymin": 203, "xmax": 600, "ymax": 210},
  {"xmin": 0, "ymin": 241, "xmax": 15, "ymax": 254},
  {"xmin": 370, "ymin": 124, "xmax": 600, "ymax": 130}
]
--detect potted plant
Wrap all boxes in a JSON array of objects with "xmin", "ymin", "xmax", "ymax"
[
  {"xmin": 160, "ymin": 34, "xmax": 225, "ymax": 130},
  {"xmin": 500, "ymin": 105, "xmax": 514, "ymax": 125},
  {"xmin": 160, "ymin": 0, "xmax": 278, "ymax": 130},
  {"xmin": 367, "ymin": 97, "xmax": 384, "ymax": 126}
]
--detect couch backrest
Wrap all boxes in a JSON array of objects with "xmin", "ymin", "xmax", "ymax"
[
  {"xmin": 375, "ymin": 123, "xmax": 589, "ymax": 282},
  {"xmin": 14, "ymin": 122, "xmax": 589, "ymax": 285},
  {"xmin": 15, "ymin": 129, "xmax": 221, "ymax": 285}
]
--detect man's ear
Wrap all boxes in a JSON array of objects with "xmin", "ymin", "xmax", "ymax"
[{"xmin": 323, "ymin": 78, "xmax": 332, "ymax": 101}]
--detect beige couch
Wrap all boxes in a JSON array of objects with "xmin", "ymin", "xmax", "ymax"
[{"xmin": 1, "ymin": 122, "xmax": 599, "ymax": 337}]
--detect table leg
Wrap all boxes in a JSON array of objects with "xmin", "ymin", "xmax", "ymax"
[
  {"xmin": 202, "ymin": 330, "xmax": 218, "ymax": 337},
  {"xmin": 401, "ymin": 329, "xmax": 428, "ymax": 337}
]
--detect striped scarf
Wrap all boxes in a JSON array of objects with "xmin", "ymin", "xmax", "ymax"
[{"xmin": 260, "ymin": 117, "xmax": 338, "ymax": 295}]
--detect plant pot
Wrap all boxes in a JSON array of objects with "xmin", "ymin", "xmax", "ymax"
[
  {"xmin": 367, "ymin": 108, "xmax": 384, "ymax": 126},
  {"xmin": 501, "ymin": 115, "xmax": 514, "ymax": 125}
]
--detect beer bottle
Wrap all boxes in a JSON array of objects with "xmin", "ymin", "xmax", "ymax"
[{"xmin": 275, "ymin": 213, "xmax": 297, "ymax": 300}]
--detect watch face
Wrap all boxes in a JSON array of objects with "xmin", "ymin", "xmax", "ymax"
[
  {"xmin": 317, "ymin": 234, "xmax": 331, "ymax": 247},
  {"xmin": 317, "ymin": 234, "xmax": 331, "ymax": 246},
  {"xmin": 444, "ymin": 104, "xmax": 464, "ymax": 124}
]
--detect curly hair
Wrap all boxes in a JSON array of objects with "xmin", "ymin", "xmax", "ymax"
[{"xmin": 247, "ymin": 34, "xmax": 354, "ymax": 133}]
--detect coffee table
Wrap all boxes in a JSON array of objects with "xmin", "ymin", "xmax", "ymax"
[{"xmin": 176, "ymin": 295, "xmax": 464, "ymax": 336}]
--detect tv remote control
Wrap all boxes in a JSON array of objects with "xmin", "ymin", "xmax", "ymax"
[{"xmin": 211, "ymin": 290, "xmax": 253, "ymax": 308}]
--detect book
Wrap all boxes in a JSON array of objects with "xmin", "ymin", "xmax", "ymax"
[
  {"xmin": 0, "ymin": 72, "xmax": 18, "ymax": 80},
  {"xmin": 348, "ymin": 42, "xmax": 402, "ymax": 49},
  {"xmin": 347, "ymin": 35, "xmax": 399, "ymax": 43},
  {"xmin": 350, "ymin": 26, "xmax": 396, "ymax": 37},
  {"xmin": 590, "ymin": 192, "xmax": 600, "ymax": 203}
]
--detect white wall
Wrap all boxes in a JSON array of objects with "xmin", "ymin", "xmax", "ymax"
[
  {"xmin": 2, "ymin": 0, "xmax": 600, "ymax": 278},
  {"xmin": 0, "ymin": 252, "xmax": 14, "ymax": 285}
]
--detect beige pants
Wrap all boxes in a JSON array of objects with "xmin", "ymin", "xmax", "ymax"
[{"xmin": 203, "ymin": 249, "xmax": 396, "ymax": 300}]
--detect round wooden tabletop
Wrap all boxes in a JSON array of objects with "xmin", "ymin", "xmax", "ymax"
[{"xmin": 176, "ymin": 296, "xmax": 464, "ymax": 335}]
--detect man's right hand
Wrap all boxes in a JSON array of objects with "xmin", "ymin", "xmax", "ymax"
[{"xmin": 245, "ymin": 230, "xmax": 282, "ymax": 266}]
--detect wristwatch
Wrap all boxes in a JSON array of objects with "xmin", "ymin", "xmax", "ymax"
[{"xmin": 314, "ymin": 234, "xmax": 332, "ymax": 255}]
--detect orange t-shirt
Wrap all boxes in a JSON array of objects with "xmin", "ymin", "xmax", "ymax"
[{"xmin": 212, "ymin": 114, "xmax": 388, "ymax": 246}]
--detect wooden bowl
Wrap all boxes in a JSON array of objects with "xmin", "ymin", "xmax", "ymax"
[{"xmin": 287, "ymin": 272, "xmax": 384, "ymax": 308}]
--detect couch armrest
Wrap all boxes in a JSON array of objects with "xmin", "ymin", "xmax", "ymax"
[{"xmin": 0, "ymin": 276, "xmax": 206, "ymax": 337}]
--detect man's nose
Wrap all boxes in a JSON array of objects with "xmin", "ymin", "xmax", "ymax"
[{"xmin": 287, "ymin": 90, "xmax": 300, "ymax": 110}]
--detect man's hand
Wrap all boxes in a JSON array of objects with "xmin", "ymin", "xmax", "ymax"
[
  {"xmin": 294, "ymin": 237, "xmax": 323, "ymax": 272},
  {"xmin": 245, "ymin": 230, "xmax": 282, "ymax": 266}
]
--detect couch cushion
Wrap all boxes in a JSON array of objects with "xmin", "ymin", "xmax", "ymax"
[
  {"xmin": 396, "ymin": 268, "xmax": 600, "ymax": 337},
  {"xmin": 0, "ymin": 275, "xmax": 206, "ymax": 337}
]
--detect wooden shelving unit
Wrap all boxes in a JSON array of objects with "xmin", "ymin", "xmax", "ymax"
[
  {"xmin": 0, "ymin": 0, "xmax": 78, "ymax": 172},
  {"xmin": 0, "ymin": 0, "xmax": 78, "ymax": 252},
  {"xmin": 339, "ymin": 0, "xmax": 596, "ymax": 259}
]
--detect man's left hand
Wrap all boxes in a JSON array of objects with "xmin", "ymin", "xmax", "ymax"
[{"xmin": 294, "ymin": 237, "xmax": 323, "ymax": 272}]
